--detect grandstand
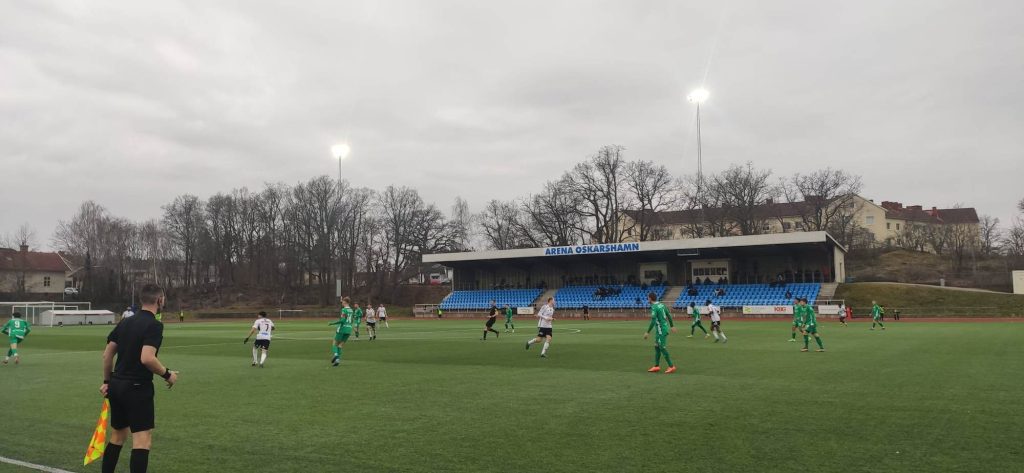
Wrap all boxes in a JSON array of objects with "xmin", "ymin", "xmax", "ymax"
[
  {"xmin": 673, "ymin": 282, "xmax": 821, "ymax": 309},
  {"xmin": 425, "ymin": 232, "xmax": 844, "ymax": 314},
  {"xmin": 555, "ymin": 285, "xmax": 667, "ymax": 309},
  {"xmin": 439, "ymin": 288, "xmax": 543, "ymax": 311}
]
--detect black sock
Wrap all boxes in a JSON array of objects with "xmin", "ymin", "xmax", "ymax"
[
  {"xmin": 483, "ymin": 331, "xmax": 487, "ymax": 339},
  {"xmin": 102, "ymin": 443, "xmax": 123, "ymax": 473},
  {"xmin": 130, "ymin": 449, "xmax": 149, "ymax": 473}
]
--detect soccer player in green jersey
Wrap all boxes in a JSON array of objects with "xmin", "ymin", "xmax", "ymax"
[
  {"xmin": 329, "ymin": 298, "xmax": 355, "ymax": 366},
  {"xmin": 643, "ymin": 292, "xmax": 678, "ymax": 373},
  {"xmin": 2, "ymin": 312, "xmax": 30, "ymax": 365},
  {"xmin": 870, "ymin": 301, "xmax": 886, "ymax": 330},
  {"xmin": 799, "ymin": 298, "xmax": 825, "ymax": 352},
  {"xmin": 686, "ymin": 302, "xmax": 708, "ymax": 338},
  {"xmin": 789, "ymin": 300, "xmax": 804, "ymax": 342},
  {"xmin": 504, "ymin": 304, "xmax": 515, "ymax": 333},
  {"xmin": 353, "ymin": 303, "xmax": 364, "ymax": 338}
]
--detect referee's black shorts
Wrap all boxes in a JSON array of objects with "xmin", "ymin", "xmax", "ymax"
[{"xmin": 109, "ymin": 378, "xmax": 155, "ymax": 432}]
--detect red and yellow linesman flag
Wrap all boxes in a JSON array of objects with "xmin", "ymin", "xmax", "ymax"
[{"xmin": 83, "ymin": 399, "xmax": 110, "ymax": 465}]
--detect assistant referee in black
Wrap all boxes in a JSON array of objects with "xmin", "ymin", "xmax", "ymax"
[{"xmin": 99, "ymin": 283, "xmax": 178, "ymax": 473}]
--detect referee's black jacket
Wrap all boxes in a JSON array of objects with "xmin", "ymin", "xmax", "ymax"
[{"xmin": 107, "ymin": 310, "xmax": 164, "ymax": 382}]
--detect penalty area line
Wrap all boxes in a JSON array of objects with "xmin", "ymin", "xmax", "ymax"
[{"xmin": 0, "ymin": 456, "xmax": 75, "ymax": 473}]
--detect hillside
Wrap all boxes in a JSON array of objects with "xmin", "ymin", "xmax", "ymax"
[
  {"xmin": 835, "ymin": 282, "xmax": 1024, "ymax": 317},
  {"xmin": 847, "ymin": 249, "xmax": 1013, "ymax": 291}
]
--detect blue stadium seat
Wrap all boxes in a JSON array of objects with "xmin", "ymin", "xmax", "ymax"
[
  {"xmin": 553, "ymin": 285, "xmax": 667, "ymax": 309},
  {"xmin": 673, "ymin": 283, "xmax": 822, "ymax": 309},
  {"xmin": 439, "ymin": 289, "xmax": 544, "ymax": 310}
]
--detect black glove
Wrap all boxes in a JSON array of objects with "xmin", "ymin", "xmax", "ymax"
[{"xmin": 243, "ymin": 337, "xmax": 249, "ymax": 344}]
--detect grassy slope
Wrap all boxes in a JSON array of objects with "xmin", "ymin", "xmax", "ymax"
[
  {"xmin": 836, "ymin": 282, "xmax": 1024, "ymax": 316},
  {"xmin": 2, "ymin": 319, "xmax": 1023, "ymax": 472}
]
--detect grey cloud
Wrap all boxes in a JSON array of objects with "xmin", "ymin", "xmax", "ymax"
[{"xmin": 1, "ymin": 0, "xmax": 1022, "ymax": 249}]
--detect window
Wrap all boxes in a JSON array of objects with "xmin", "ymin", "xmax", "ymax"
[
  {"xmin": 896, "ymin": 223, "xmax": 901, "ymax": 230},
  {"xmin": 782, "ymin": 222, "xmax": 792, "ymax": 230},
  {"xmin": 43, "ymin": 276, "xmax": 51, "ymax": 287},
  {"xmin": 886, "ymin": 222, "xmax": 891, "ymax": 230},
  {"xmin": 866, "ymin": 216, "xmax": 875, "ymax": 225}
]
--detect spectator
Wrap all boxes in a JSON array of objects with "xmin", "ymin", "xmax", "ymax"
[
  {"xmin": 687, "ymin": 286, "xmax": 698, "ymax": 297},
  {"xmin": 785, "ymin": 290, "xmax": 793, "ymax": 299},
  {"xmin": 704, "ymin": 277, "xmax": 712, "ymax": 285}
]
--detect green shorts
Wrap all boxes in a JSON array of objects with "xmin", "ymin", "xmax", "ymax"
[
  {"xmin": 334, "ymin": 333, "xmax": 351, "ymax": 343},
  {"xmin": 804, "ymin": 325, "xmax": 818, "ymax": 335},
  {"xmin": 654, "ymin": 333, "xmax": 669, "ymax": 348},
  {"xmin": 792, "ymin": 321, "xmax": 802, "ymax": 328},
  {"xmin": 9, "ymin": 335, "xmax": 24, "ymax": 345}
]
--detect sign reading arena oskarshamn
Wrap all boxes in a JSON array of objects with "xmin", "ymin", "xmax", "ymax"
[{"xmin": 543, "ymin": 242, "xmax": 641, "ymax": 256}]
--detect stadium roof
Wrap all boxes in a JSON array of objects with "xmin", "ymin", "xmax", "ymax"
[{"xmin": 424, "ymin": 231, "xmax": 845, "ymax": 265}]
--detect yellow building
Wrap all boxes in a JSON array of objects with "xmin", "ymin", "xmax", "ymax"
[{"xmin": 622, "ymin": 195, "xmax": 979, "ymax": 248}]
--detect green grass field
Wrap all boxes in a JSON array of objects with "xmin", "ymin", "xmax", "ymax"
[{"xmin": 2, "ymin": 318, "xmax": 1023, "ymax": 472}]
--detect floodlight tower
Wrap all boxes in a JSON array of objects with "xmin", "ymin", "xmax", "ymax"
[
  {"xmin": 686, "ymin": 88, "xmax": 709, "ymax": 188},
  {"xmin": 331, "ymin": 143, "xmax": 351, "ymax": 190},
  {"xmin": 330, "ymin": 142, "xmax": 351, "ymax": 300}
]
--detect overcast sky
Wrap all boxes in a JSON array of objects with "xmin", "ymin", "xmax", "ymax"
[{"xmin": 2, "ymin": 0, "xmax": 1022, "ymax": 250}]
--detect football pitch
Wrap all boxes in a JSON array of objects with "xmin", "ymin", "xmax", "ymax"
[{"xmin": 2, "ymin": 318, "xmax": 1022, "ymax": 472}]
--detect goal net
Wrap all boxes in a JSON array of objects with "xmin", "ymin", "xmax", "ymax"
[
  {"xmin": 0, "ymin": 302, "xmax": 93, "ymax": 325},
  {"xmin": 277, "ymin": 309, "xmax": 304, "ymax": 320}
]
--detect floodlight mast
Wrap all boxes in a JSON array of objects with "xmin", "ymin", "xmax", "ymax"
[
  {"xmin": 687, "ymin": 89, "xmax": 709, "ymax": 235},
  {"xmin": 330, "ymin": 142, "xmax": 351, "ymax": 300}
]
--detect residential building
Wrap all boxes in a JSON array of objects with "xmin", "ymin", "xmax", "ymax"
[
  {"xmin": 622, "ymin": 195, "xmax": 979, "ymax": 249},
  {"xmin": 0, "ymin": 245, "xmax": 72, "ymax": 296}
]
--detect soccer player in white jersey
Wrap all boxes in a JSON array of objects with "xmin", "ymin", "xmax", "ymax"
[
  {"xmin": 243, "ymin": 311, "xmax": 275, "ymax": 367},
  {"xmin": 525, "ymin": 297, "xmax": 555, "ymax": 358},
  {"xmin": 365, "ymin": 304, "xmax": 378, "ymax": 341},
  {"xmin": 377, "ymin": 304, "xmax": 389, "ymax": 328},
  {"xmin": 706, "ymin": 300, "xmax": 727, "ymax": 343}
]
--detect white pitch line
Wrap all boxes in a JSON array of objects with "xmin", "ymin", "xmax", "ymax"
[
  {"xmin": 0, "ymin": 456, "xmax": 76, "ymax": 473},
  {"xmin": 30, "ymin": 329, "xmax": 587, "ymax": 356}
]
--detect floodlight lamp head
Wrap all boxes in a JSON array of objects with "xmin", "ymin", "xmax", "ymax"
[
  {"xmin": 687, "ymin": 88, "xmax": 710, "ymax": 104},
  {"xmin": 331, "ymin": 143, "xmax": 351, "ymax": 160}
]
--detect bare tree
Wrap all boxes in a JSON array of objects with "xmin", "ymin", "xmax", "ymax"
[
  {"xmin": 1, "ymin": 223, "xmax": 37, "ymax": 249},
  {"xmin": 925, "ymin": 223, "xmax": 951, "ymax": 256},
  {"xmin": 563, "ymin": 145, "xmax": 634, "ymax": 243},
  {"xmin": 679, "ymin": 174, "xmax": 735, "ymax": 238},
  {"xmin": 521, "ymin": 180, "xmax": 585, "ymax": 247},
  {"xmin": 624, "ymin": 160, "xmax": 680, "ymax": 241},
  {"xmin": 781, "ymin": 168, "xmax": 863, "ymax": 232},
  {"xmin": 53, "ymin": 201, "xmax": 108, "ymax": 258},
  {"xmin": 162, "ymin": 195, "xmax": 206, "ymax": 287},
  {"xmin": 978, "ymin": 215, "xmax": 1001, "ymax": 257},
  {"xmin": 479, "ymin": 200, "xmax": 528, "ymax": 250},
  {"xmin": 449, "ymin": 196, "xmax": 475, "ymax": 251},
  {"xmin": 378, "ymin": 186, "xmax": 454, "ymax": 294},
  {"xmin": 711, "ymin": 162, "xmax": 778, "ymax": 235},
  {"xmin": 1004, "ymin": 218, "xmax": 1024, "ymax": 256},
  {"xmin": 947, "ymin": 223, "xmax": 979, "ymax": 271},
  {"xmin": 894, "ymin": 223, "xmax": 928, "ymax": 252}
]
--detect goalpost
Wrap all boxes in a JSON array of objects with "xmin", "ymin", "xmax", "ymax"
[
  {"xmin": 0, "ymin": 301, "xmax": 93, "ymax": 326},
  {"xmin": 277, "ymin": 309, "xmax": 304, "ymax": 320}
]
